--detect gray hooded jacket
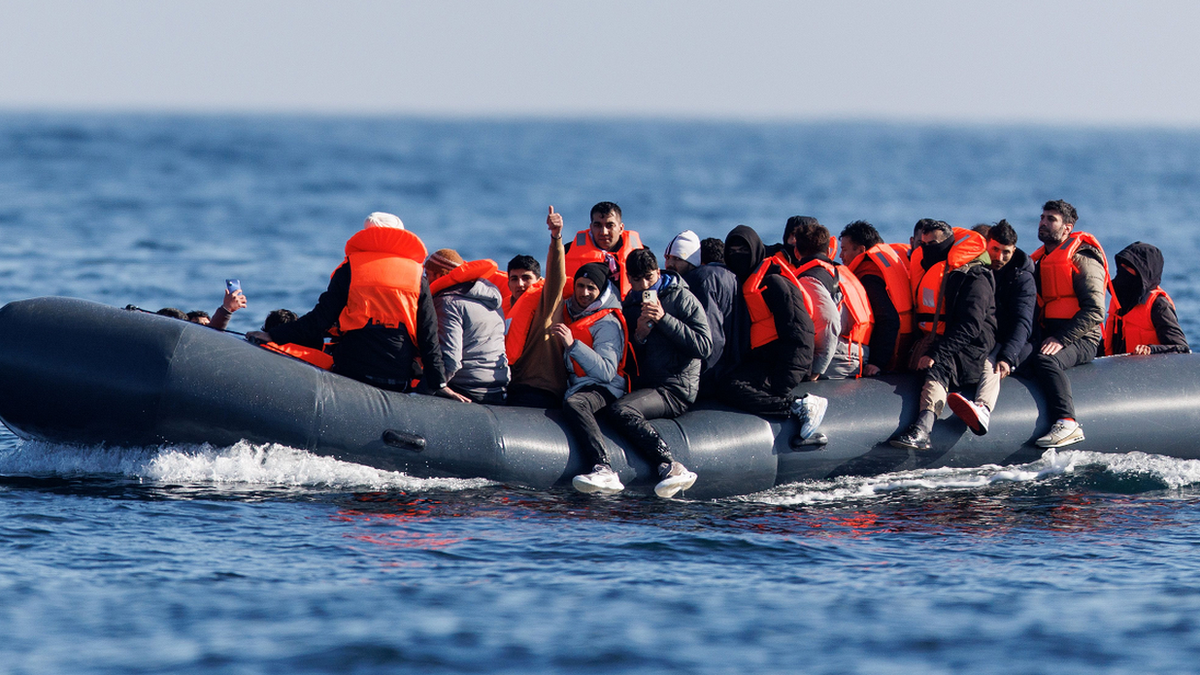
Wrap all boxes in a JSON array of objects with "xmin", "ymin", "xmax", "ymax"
[
  {"xmin": 563, "ymin": 283, "xmax": 627, "ymax": 399},
  {"xmin": 433, "ymin": 278, "xmax": 510, "ymax": 399}
]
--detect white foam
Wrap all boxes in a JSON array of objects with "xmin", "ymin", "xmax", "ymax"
[
  {"xmin": 742, "ymin": 449, "xmax": 1200, "ymax": 505},
  {"xmin": 0, "ymin": 440, "xmax": 493, "ymax": 492}
]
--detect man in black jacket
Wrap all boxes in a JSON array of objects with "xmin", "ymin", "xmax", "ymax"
[
  {"xmin": 718, "ymin": 225, "xmax": 827, "ymax": 442},
  {"xmin": 598, "ymin": 248, "xmax": 713, "ymax": 498},
  {"xmin": 948, "ymin": 220, "xmax": 1035, "ymax": 435},
  {"xmin": 892, "ymin": 220, "xmax": 997, "ymax": 450}
]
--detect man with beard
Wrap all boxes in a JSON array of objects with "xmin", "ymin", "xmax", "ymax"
[
  {"xmin": 1025, "ymin": 200, "xmax": 1109, "ymax": 448},
  {"xmin": 890, "ymin": 220, "xmax": 996, "ymax": 450},
  {"xmin": 946, "ymin": 220, "xmax": 1036, "ymax": 435}
]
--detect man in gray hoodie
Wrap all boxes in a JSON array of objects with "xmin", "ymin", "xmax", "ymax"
[{"xmin": 553, "ymin": 263, "xmax": 628, "ymax": 493}]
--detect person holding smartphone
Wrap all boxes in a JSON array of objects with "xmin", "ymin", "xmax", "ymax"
[{"xmin": 593, "ymin": 247, "xmax": 712, "ymax": 498}]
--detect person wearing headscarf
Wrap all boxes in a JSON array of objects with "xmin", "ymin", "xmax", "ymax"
[{"xmin": 1103, "ymin": 241, "xmax": 1189, "ymax": 356}]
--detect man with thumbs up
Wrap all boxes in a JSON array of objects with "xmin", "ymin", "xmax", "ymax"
[{"xmin": 505, "ymin": 206, "xmax": 570, "ymax": 408}]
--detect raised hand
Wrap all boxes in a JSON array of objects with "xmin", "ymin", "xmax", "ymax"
[{"xmin": 547, "ymin": 205, "xmax": 564, "ymax": 238}]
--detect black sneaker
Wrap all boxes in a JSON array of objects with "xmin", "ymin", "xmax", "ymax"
[{"xmin": 889, "ymin": 424, "xmax": 931, "ymax": 450}]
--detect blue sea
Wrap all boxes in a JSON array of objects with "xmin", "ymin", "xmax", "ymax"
[{"xmin": 5, "ymin": 113, "xmax": 1200, "ymax": 673}]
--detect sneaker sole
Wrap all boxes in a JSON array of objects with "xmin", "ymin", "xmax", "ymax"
[
  {"xmin": 572, "ymin": 476, "xmax": 624, "ymax": 495},
  {"xmin": 888, "ymin": 438, "xmax": 931, "ymax": 451},
  {"xmin": 947, "ymin": 394, "xmax": 987, "ymax": 436},
  {"xmin": 654, "ymin": 472, "xmax": 697, "ymax": 499}
]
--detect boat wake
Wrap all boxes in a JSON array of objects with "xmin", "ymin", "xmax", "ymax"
[
  {"xmin": 744, "ymin": 449, "xmax": 1200, "ymax": 505},
  {"xmin": 0, "ymin": 439, "xmax": 494, "ymax": 493}
]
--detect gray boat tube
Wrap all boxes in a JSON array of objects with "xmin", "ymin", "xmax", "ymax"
[{"xmin": 1, "ymin": 297, "xmax": 1198, "ymax": 499}]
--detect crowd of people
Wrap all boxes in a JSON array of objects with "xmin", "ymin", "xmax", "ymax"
[{"xmin": 157, "ymin": 200, "xmax": 1190, "ymax": 498}]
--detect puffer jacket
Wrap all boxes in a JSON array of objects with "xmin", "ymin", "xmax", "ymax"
[
  {"xmin": 563, "ymin": 283, "xmax": 627, "ymax": 399},
  {"xmin": 622, "ymin": 271, "xmax": 712, "ymax": 404},
  {"xmin": 993, "ymin": 247, "xmax": 1036, "ymax": 368},
  {"xmin": 433, "ymin": 278, "xmax": 510, "ymax": 400}
]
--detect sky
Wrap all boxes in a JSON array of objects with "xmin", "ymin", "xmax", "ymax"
[{"xmin": 2, "ymin": 0, "xmax": 1199, "ymax": 126}]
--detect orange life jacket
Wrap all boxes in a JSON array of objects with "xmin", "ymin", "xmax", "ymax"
[
  {"xmin": 848, "ymin": 243, "xmax": 915, "ymax": 335},
  {"xmin": 1103, "ymin": 287, "xmax": 1171, "ymax": 355},
  {"xmin": 429, "ymin": 259, "xmax": 501, "ymax": 296},
  {"xmin": 564, "ymin": 305, "xmax": 628, "ymax": 380},
  {"xmin": 262, "ymin": 341, "xmax": 335, "ymax": 370},
  {"xmin": 744, "ymin": 255, "xmax": 814, "ymax": 349},
  {"xmin": 504, "ymin": 278, "xmax": 545, "ymax": 364},
  {"xmin": 336, "ymin": 227, "xmax": 427, "ymax": 341},
  {"xmin": 793, "ymin": 258, "xmax": 874, "ymax": 345},
  {"xmin": 490, "ymin": 270, "xmax": 512, "ymax": 310},
  {"xmin": 563, "ymin": 229, "xmax": 644, "ymax": 299},
  {"xmin": 1030, "ymin": 231, "xmax": 1109, "ymax": 323},
  {"xmin": 909, "ymin": 228, "xmax": 987, "ymax": 335},
  {"xmin": 892, "ymin": 242, "xmax": 912, "ymax": 260}
]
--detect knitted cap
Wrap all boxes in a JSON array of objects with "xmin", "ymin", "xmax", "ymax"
[
  {"xmin": 425, "ymin": 248, "xmax": 464, "ymax": 277},
  {"xmin": 665, "ymin": 230, "xmax": 702, "ymax": 267},
  {"xmin": 364, "ymin": 212, "xmax": 404, "ymax": 230},
  {"xmin": 574, "ymin": 262, "xmax": 611, "ymax": 291}
]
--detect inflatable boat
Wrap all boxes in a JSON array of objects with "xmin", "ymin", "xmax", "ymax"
[{"xmin": 1, "ymin": 296, "xmax": 1198, "ymax": 499}]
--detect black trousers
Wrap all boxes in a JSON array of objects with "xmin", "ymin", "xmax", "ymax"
[
  {"xmin": 719, "ymin": 346, "xmax": 808, "ymax": 418},
  {"xmin": 506, "ymin": 383, "xmax": 561, "ymax": 409},
  {"xmin": 562, "ymin": 385, "xmax": 619, "ymax": 468},
  {"xmin": 607, "ymin": 387, "xmax": 689, "ymax": 467},
  {"xmin": 1024, "ymin": 337, "xmax": 1097, "ymax": 421}
]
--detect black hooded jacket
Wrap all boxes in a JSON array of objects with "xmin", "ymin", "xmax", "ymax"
[
  {"xmin": 921, "ymin": 239, "xmax": 997, "ymax": 389},
  {"xmin": 1109, "ymin": 242, "xmax": 1189, "ymax": 354},
  {"xmin": 724, "ymin": 225, "xmax": 815, "ymax": 378},
  {"xmin": 993, "ymin": 247, "xmax": 1037, "ymax": 368},
  {"xmin": 622, "ymin": 271, "xmax": 712, "ymax": 403}
]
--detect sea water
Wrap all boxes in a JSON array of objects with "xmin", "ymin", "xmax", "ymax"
[{"xmin": 4, "ymin": 114, "xmax": 1200, "ymax": 673}]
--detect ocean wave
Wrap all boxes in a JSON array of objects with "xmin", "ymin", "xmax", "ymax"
[
  {"xmin": 741, "ymin": 449, "xmax": 1200, "ymax": 505},
  {"xmin": 0, "ymin": 440, "xmax": 493, "ymax": 492}
]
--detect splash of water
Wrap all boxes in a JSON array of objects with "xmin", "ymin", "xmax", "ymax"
[
  {"xmin": 0, "ymin": 439, "xmax": 493, "ymax": 492},
  {"xmin": 743, "ymin": 449, "xmax": 1200, "ymax": 505}
]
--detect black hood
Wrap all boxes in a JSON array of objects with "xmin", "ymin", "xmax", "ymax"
[
  {"xmin": 725, "ymin": 225, "xmax": 766, "ymax": 282},
  {"xmin": 1114, "ymin": 241, "xmax": 1164, "ymax": 311}
]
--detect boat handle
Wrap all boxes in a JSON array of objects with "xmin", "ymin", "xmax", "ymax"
[{"xmin": 382, "ymin": 429, "xmax": 426, "ymax": 452}]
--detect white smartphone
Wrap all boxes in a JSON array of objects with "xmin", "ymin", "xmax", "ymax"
[{"xmin": 642, "ymin": 289, "xmax": 658, "ymax": 304}]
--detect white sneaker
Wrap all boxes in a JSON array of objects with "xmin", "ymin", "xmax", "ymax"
[
  {"xmin": 790, "ymin": 394, "xmax": 828, "ymax": 439},
  {"xmin": 654, "ymin": 461, "xmax": 697, "ymax": 499},
  {"xmin": 1036, "ymin": 419, "xmax": 1084, "ymax": 448},
  {"xmin": 947, "ymin": 393, "xmax": 990, "ymax": 436},
  {"xmin": 572, "ymin": 465, "xmax": 625, "ymax": 494}
]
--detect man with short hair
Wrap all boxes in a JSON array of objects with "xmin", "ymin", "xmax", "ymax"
[
  {"xmin": 1025, "ymin": 200, "xmax": 1108, "ymax": 448},
  {"xmin": 947, "ymin": 220, "xmax": 1036, "ymax": 434},
  {"xmin": 506, "ymin": 255, "xmax": 541, "ymax": 308},
  {"xmin": 664, "ymin": 230, "xmax": 737, "ymax": 393},
  {"xmin": 588, "ymin": 247, "xmax": 712, "ymax": 498},
  {"xmin": 788, "ymin": 217, "xmax": 850, "ymax": 378},
  {"xmin": 891, "ymin": 219, "xmax": 996, "ymax": 450},
  {"xmin": 563, "ymin": 201, "xmax": 644, "ymax": 299},
  {"xmin": 839, "ymin": 220, "xmax": 913, "ymax": 374}
]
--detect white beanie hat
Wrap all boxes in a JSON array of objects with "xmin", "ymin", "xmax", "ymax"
[
  {"xmin": 665, "ymin": 230, "xmax": 702, "ymax": 267},
  {"xmin": 364, "ymin": 212, "xmax": 404, "ymax": 230}
]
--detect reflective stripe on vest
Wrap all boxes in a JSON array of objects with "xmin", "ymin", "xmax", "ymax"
[
  {"xmin": 504, "ymin": 278, "xmax": 546, "ymax": 364},
  {"xmin": 908, "ymin": 228, "xmax": 987, "ymax": 335},
  {"xmin": 1104, "ymin": 287, "xmax": 1170, "ymax": 355},
  {"xmin": 850, "ymin": 243, "xmax": 915, "ymax": 335},
  {"xmin": 744, "ymin": 255, "xmax": 812, "ymax": 349},
  {"xmin": 337, "ymin": 228, "xmax": 427, "ymax": 341},
  {"xmin": 563, "ymin": 229, "xmax": 644, "ymax": 299},
  {"xmin": 1030, "ymin": 231, "xmax": 1109, "ymax": 323}
]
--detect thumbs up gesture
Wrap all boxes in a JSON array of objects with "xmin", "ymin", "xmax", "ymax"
[{"xmin": 547, "ymin": 205, "xmax": 563, "ymax": 238}]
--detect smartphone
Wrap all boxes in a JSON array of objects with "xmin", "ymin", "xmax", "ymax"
[
  {"xmin": 642, "ymin": 289, "xmax": 658, "ymax": 304},
  {"xmin": 226, "ymin": 279, "xmax": 241, "ymax": 294}
]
